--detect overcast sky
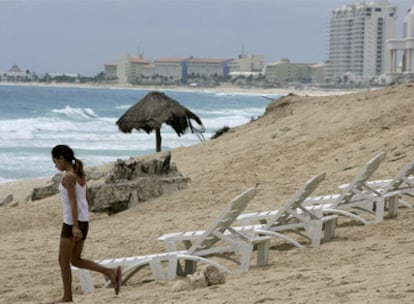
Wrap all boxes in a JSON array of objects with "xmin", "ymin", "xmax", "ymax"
[{"xmin": 1, "ymin": 0, "xmax": 413, "ymax": 75}]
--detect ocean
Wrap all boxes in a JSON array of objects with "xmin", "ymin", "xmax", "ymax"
[{"xmin": 0, "ymin": 84, "xmax": 278, "ymax": 183}]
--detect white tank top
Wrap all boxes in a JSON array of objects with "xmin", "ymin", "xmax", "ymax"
[{"xmin": 59, "ymin": 182, "xmax": 89, "ymax": 225}]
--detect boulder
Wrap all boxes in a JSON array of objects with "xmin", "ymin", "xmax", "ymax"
[
  {"xmin": 89, "ymin": 175, "xmax": 189, "ymax": 215},
  {"xmin": 31, "ymin": 173, "xmax": 62, "ymax": 201},
  {"xmin": 0, "ymin": 194, "xmax": 13, "ymax": 207},
  {"xmin": 105, "ymin": 152, "xmax": 174, "ymax": 183},
  {"xmin": 89, "ymin": 152, "xmax": 190, "ymax": 215}
]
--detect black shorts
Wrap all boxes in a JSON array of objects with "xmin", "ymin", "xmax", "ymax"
[{"xmin": 61, "ymin": 221, "xmax": 89, "ymax": 240}]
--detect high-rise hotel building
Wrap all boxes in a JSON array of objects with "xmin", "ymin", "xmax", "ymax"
[
  {"xmin": 325, "ymin": 0, "xmax": 397, "ymax": 83},
  {"xmin": 386, "ymin": 5, "xmax": 414, "ymax": 77}
]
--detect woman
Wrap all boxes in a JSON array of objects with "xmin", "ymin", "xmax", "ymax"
[{"xmin": 51, "ymin": 145, "xmax": 121, "ymax": 303}]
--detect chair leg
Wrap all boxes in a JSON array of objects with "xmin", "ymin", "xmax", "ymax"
[
  {"xmin": 149, "ymin": 257, "xmax": 168, "ymax": 280},
  {"xmin": 167, "ymin": 255, "xmax": 178, "ymax": 280},
  {"xmin": 183, "ymin": 260, "xmax": 197, "ymax": 275},
  {"xmin": 324, "ymin": 216, "xmax": 337, "ymax": 242},
  {"xmin": 256, "ymin": 239, "xmax": 270, "ymax": 267},
  {"xmin": 77, "ymin": 269, "xmax": 95, "ymax": 294},
  {"xmin": 375, "ymin": 197, "xmax": 385, "ymax": 223},
  {"xmin": 310, "ymin": 219, "xmax": 323, "ymax": 248},
  {"xmin": 388, "ymin": 196, "xmax": 399, "ymax": 218},
  {"xmin": 236, "ymin": 243, "xmax": 254, "ymax": 272}
]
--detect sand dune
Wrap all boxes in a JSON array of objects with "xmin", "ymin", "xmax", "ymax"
[{"xmin": 1, "ymin": 83, "xmax": 414, "ymax": 303}]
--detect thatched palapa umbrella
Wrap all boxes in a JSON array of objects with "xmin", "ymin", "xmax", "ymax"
[{"xmin": 116, "ymin": 91, "xmax": 205, "ymax": 152}]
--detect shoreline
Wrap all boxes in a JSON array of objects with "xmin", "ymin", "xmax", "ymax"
[{"xmin": 0, "ymin": 81, "xmax": 370, "ymax": 97}]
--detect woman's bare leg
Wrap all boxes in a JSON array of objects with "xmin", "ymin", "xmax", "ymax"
[
  {"xmin": 58, "ymin": 237, "xmax": 76, "ymax": 302},
  {"xmin": 71, "ymin": 240, "xmax": 118, "ymax": 284},
  {"xmin": 53, "ymin": 237, "xmax": 120, "ymax": 303}
]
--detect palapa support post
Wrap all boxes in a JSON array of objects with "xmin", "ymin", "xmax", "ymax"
[{"xmin": 156, "ymin": 128, "xmax": 162, "ymax": 152}]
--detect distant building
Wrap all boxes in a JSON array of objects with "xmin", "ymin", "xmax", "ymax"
[
  {"xmin": 228, "ymin": 54, "xmax": 264, "ymax": 73},
  {"xmin": 116, "ymin": 54, "xmax": 152, "ymax": 84},
  {"xmin": 386, "ymin": 4, "xmax": 414, "ymax": 81},
  {"xmin": 154, "ymin": 57, "xmax": 192, "ymax": 84},
  {"xmin": 141, "ymin": 64, "xmax": 156, "ymax": 81},
  {"xmin": 265, "ymin": 59, "xmax": 313, "ymax": 86},
  {"xmin": 129, "ymin": 56, "xmax": 153, "ymax": 84},
  {"xmin": 325, "ymin": 0, "xmax": 397, "ymax": 83},
  {"xmin": 104, "ymin": 63, "xmax": 117, "ymax": 80},
  {"xmin": 187, "ymin": 58, "xmax": 233, "ymax": 79},
  {"xmin": 310, "ymin": 63, "xmax": 326, "ymax": 85},
  {"xmin": 6, "ymin": 64, "xmax": 27, "ymax": 82},
  {"xmin": 48, "ymin": 72, "xmax": 79, "ymax": 78},
  {"xmin": 105, "ymin": 53, "xmax": 267, "ymax": 86}
]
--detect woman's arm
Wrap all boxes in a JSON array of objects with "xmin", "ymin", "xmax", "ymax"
[{"xmin": 85, "ymin": 179, "xmax": 91, "ymax": 207}]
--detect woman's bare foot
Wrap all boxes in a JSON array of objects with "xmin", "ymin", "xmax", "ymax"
[{"xmin": 105, "ymin": 266, "xmax": 122, "ymax": 295}]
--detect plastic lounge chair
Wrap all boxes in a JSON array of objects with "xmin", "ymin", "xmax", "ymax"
[
  {"xmin": 157, "ymin": 185, "xmax": 273, "ymax": 274},
  {"xmin": 236, "ymin": 172, "xmax": 338, "ymax": 249},
  {"xmin": 338, "ymin": 158, "xmax": 414, "ymax": 217},
  {"xmin": 72, "ymin": 186, "xmax": 258, "ymax": 294},
  {"xmin": 304, "ymin": 152, "xmax": 386, "ymax": 225},
  {"xmin": 160, "ymin": 172, "xmax": 335, "ymax": 272}
]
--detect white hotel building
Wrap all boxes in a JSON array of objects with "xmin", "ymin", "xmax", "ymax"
[
  {"xmin": 325, "ymin": 0, "xmax": 397, "ymax": 84},
  {"xmin": 386, "ymin": 5, "xmax": 414, "ymax": 80}
]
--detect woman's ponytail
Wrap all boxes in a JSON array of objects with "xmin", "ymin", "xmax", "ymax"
[{"xmin": 73, "ymin": 157, "xmax": 86, "ymax": 178}]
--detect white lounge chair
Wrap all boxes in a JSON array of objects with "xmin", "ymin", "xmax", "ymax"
[
  {"xmin": 72, "ymin": 186, "xmax": 258, "ymax": 294},
  {"xmin": 304, "ymin": 152, "xmax": 387, "ymax": 225},
  {"xmin": 338, "ymin": 158, "xmax": 414, "ymax": 217},
  {"xmin": 236, "ymin": 172, "xmax": 338, "ymax": 248},
  {"xmin": 157, "ymin": 185, "xmax": 273, "ymax": 273},
  {"xmin": 160, "ymin": 172, "xmax": 336, "ymax": 272}
]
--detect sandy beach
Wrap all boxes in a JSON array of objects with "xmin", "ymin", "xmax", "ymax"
[
  {"xmin": 1, "ymin": 82, "xmax": 414, "ymax": 304},
  {"xmin": 0, "ymin": 80, "xmax": 368, "ymax": 97}
]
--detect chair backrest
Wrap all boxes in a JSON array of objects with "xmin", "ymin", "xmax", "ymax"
[
  {"xmin": 263, "ymin": 172, "xmax": 326, "ymax": 230},
  {"xmin": 187, "ymin": 186, "xmax": 257, "ymax": 254},
  {"xmin": 383, "ymin": 159, "xmax": 414, "ymax": 192},
  {"xmin": 333, "ymin": 152, "xmax": 386, "ymax": 208}
]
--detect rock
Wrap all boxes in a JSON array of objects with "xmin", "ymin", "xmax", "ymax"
[
  {"xmin": 31, "ymin": 173, "xmax": 63, "ymax": 201},
  {"xmin": 90, "ymin": 152, "xmax": 190, "ymax": 214},
  {"xmin": 172, "ymin": 271, "xmax": 207, "ymax": 292},
  {"xmin": 0, "ymin": 194, "xmax": 13, "ymax": 207},
  {"xmin": 89, "ymin": 152, "xmax": 189, "ymax": 215},
  {"xmin": 86, "ymin": 167, "xmax": 108, "ymax": 181},
  {"xmin": 204, "ymin": 266, "xmax": 226, "ymax": 286},
  {"xmin": 171, "ymin": 266, "xmax": 225, "ymax": 292},
  {"xmin": 89, "ymin": 176, "xmax": 190, "ymax": 215},
  {"xmin": 31, "ymin": 183, "xmax": 58, "ymax": 201},
  {"xmin": 8, "ymin": 201, "xmax": 19, "ymax": 207},
  {"xmin": 105, "ymin": 152, "xmax": 173, "ymax": 183}
]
